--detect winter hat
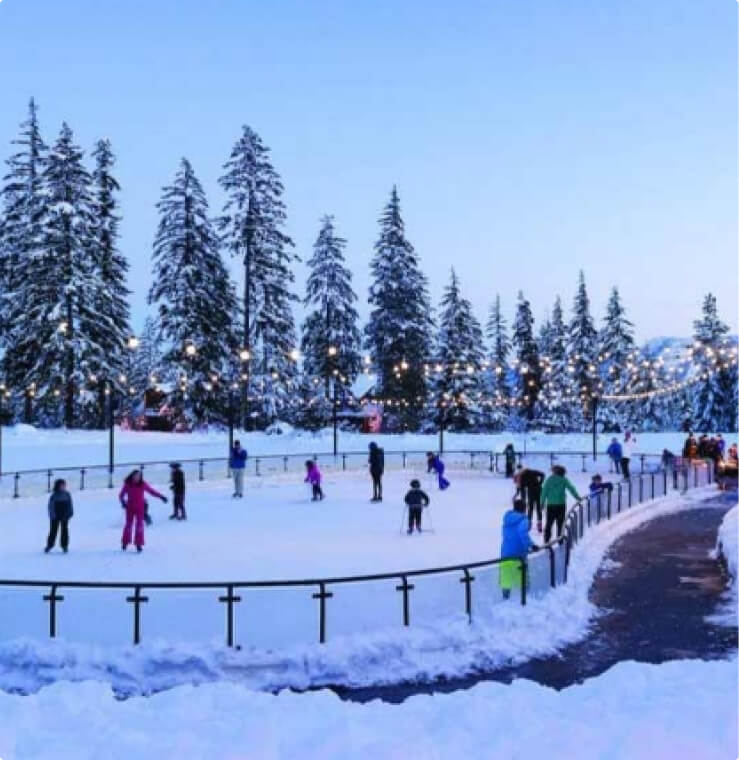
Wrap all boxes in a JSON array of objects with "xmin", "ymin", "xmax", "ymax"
[
  {"xmin": 169, "ymin": 462, "xmax": 181, "ymax": 469},
  {"xmin": 410, "ymin": 479, "xmax": 421, "ymax": 489}
]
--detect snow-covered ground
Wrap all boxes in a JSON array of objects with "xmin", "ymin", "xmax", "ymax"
[
  {"xmin": 709, "ymin": 505, "xmax": 738, "ymax": 628},
  {"xmin": 0, "ymin": 657, "xmax": 735, "ymax": 760},
  {"xmin": 1, "ymin": 425, "xmax": 731, "ymax": 473}
]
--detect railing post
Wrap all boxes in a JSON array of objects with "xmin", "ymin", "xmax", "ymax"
[
  {"xmin": 312, "ymin": 582, "xmax": 333, "ymax": 644},
  {"xmin": 470, "ymin": 452, "xmax": 474, "ymax": 468},
  {"xmin": 639, "ymin": 476, "xmax": 644, "ymax": 503},
  {"xmin": 606, "ymin": 489, "xmax": 612, "ymax": 519},
  {"xmin": 126, "ymin": 585, "xmax": 149, "ymax": 645},
  {"xmin": 489, "ymin": 451, "xmax": 494, "ymax": 472},
  {"xmin": 13, "ymin": 472, "xmax": 19, "ymax": 498},
  {"xmin": 80, "ymin": 468, "xmax": 86, "ymax": 491},
  {"xmin": 108, "ymin": 466, "xmax": 113, "ymax": 489},
  {"xmin": 547, "ymin": 545, "xmax": 556, "ymax": 587},
  {"xmin": 283, "ymin": 456, "xmax": 288, "ymax": 473},
  {"xmin": 402, "ymin": 452, "xmax": 407, "ymax": 469},
  {"xmin": 520, "ymin": 560, "xmax": 527, "ymax": 606},
  {"xmin": 579, "ymin": 500, "xmax": 584, "ymax": 536},
  {"xmin": 342, "ymin": 454, "xmax": 346, "ymax": 471},
  {"xmin": 218, "ymin": 584, "xmax": 242, "ymax": 647},
  {"xmin": 47, "ymin": 469, "xmax": 52, "ymax": 493},
  {"xmin": 617, "ymin": 482, "xmax": 622, "ymax": 513},
  {"xmin": 651, "ymin": 473, "xmax": 655, "ymax": 500},
  {"xmin": 628, "ymin": 478, "xmax": 632, "ymax": 507},
  {"xmin": 43, "ymin": 584, "xmax": 64, "ymax": 638},
  {"xmin": 581, "ymin": 454, "xmax": 586, "ymax": 473},
  {"xmin": 460, "ymin": 568, "xmax": 475, "ymax": 623},
  {"xmin": 199, "ymin": 460, "xmax": 204, "ymax": 481},
  {"xmin": 640, "ymin": 455, "xmax": 645, "ymax": 474},
  {"xmin": 256, "ymin": 457, "xmax": 261, "ymax": 477},
  {"xmin": 396, "ymin": 575, "xmax": 414, "ymax": 626}
]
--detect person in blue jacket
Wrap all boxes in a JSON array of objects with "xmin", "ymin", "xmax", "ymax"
[
  {"xmin": 606, "ymin": 437, "xmax": 622, "ymax": 474},
  {"xmin": 499, "ymin": 498, "xmax": 539, "ymax": 599},
  {"xmin": 589, "ymin": 474, "xmax": 614, "ymax": 498},
  {"xmin": 229, "ymin": 440, "xmax": 247, "ymax": 498},
  {"xmin": 426, "ymin": 452, "xmax": 450, "ymax": 490}
]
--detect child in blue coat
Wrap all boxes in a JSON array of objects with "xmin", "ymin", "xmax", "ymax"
[
  {"xmin": 499, "ymin": 498, "xmax": 539, "ymax": 599},
  {"xmin": 426, "ymin": 452, "xmax": 450, "ymax": 490}
]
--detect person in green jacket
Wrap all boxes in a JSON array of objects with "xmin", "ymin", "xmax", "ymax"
[{"xmin": 541, "ymin": 465, "xmax": 581, "ymax": 543}]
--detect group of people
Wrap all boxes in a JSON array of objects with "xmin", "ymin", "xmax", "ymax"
[{"xmin": 606, "ymin": 431, "xmax": 638, "ymax": 479}]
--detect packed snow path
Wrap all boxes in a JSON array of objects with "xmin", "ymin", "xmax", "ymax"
[{"xmin": 335, "ymin": 492, "xmax": 738, "ymax": 703}]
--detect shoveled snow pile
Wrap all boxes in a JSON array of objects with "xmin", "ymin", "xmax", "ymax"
[
  {"xmin": 0, "ymin": 658, "xmax": 735, "ymax": 760},
  {"xmin": 716, "ymin": 505, "xmax": 737, "ymax": 582}
]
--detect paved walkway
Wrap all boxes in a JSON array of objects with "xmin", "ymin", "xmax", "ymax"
[{"xmin": 335, "ymin": 492, "xmax": 738, "ymax": 704}]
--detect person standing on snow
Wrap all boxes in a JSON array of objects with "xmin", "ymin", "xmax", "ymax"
[
  {"xmin": 541, "ymin": 465, "xmax": 581, "ymax": 543},
  {"xmin": 119, "ymin": 470, "xmax": 167, "ymax": 552},
  {"xmin": 606, "ymin": 437, "xmax": 622, "ymax": 474},
  {"xmin": 304, "ymin": 460, "xmax": 324, "ymax": 501},
  {"xmin": 516, "ymin": 465, "xmax": 546, "ymax": 534},
  {"xmin": 168, "ymin": 463, "xmax": 186, "ymax": 520},
  {"xmin": 503, "ymin": 443, "xmax": 516, "ymax": 478},
  {"xmin": 45, "ymin": 479, "xmax": 73, "ymax": 553},
  {"xmin": 621, "ymin": 431, "xmax": 637, "ymax": 479},
  {"xmin": 426, "ymin": 452, "xmax": 450, "ymax": 490},
  {"xmin": 499, "ymin": 497, "xmax": 539, "ymax": 599},
  {"xmin": 230, "ymin": 440, "xmax": 247, "ymax": 498},
  {"xmin": 404, "ymin": 479, "xmax": 430, "ymax": 534},
  {"xmin": 368, "ymin": 442, "xmax": 385, "ymax": 502}
]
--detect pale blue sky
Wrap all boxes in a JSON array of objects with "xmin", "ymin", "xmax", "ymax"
[{"xmin": 1, "ymin": 0, "xmax": 736, "ymax": 340}]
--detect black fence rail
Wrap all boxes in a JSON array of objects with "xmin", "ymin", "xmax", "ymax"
[
  {"xmin": 0, "ymin": 448, "xmax": 666, "ymax": 500},
  {"xmin": 0, "ymin": 458, "xmax": 714, "ymax": 648}
]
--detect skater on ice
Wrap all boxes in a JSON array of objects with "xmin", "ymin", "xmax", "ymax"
[
  {"xmin": 515, "ymin": 464, "xmax": 545, "ymax": 533},
  {"xmin": 499, "ymin": 497, "xmax": 539, "ymax": 599},
  {"xmin": 503, "ymin": 443, "xmax": 516, "ymax": 478},
  {"xmin": 44, "ymin": 478, "xmax": 73, "ymax": 554},
  {"xmin": 368, "ymin": 441, "xmax": 385, "ymax": 502},
  {"xmin": 119, "ymin": 469, "xmax": 167, "ymax": 552},
  {"xmin": 404, "ymin": 479, "xmax": 430, "ymax": 534},
  {"xmin": 426, "ymin": 452, "xmax": 450, "ymax": 490},
  {"xmin": 607, "ymin": 437, "xmax": 622, "ymax": 474},
  {"xmin": 620, "ymin": 431, "xmax": 636, "ymax": 479},
  {"xmin": 305, "ymin": 460, "xmax": 324, "ymax": 501},
  {"xmin": 169, "ymin": 462, "xmax": 186, "ymax": 520},
  {"xmin": 230, "ymin": 440, "xmax": 247, "ymax": 498},
  {"xmin": 541, "ymin": 465, "xmax": 581, "ymax": 543}
]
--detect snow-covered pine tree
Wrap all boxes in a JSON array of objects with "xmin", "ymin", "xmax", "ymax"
[
  {"xmin": 431, "ymin": 269, "xmax": 484, "ymax": 430},
  {"xmin": 597, "ymin": 286, "xmax": 634, "ymax": 429},
  {"xmin": 4, "ymin": 123, "xmax": 107, "ymax": 427},
  {"xmin": 125, "ymin": 316, "xmax": 162, "ymax": 397},
  {"xmin": 88, "ymin": 138, "xmax": 132, "ymax": 425},
  {"xmin": 149, "ymin": 158, "xmax": 239, "ymax": 425},
  {"xmin": 690, "ymin": 294, "xmax": 735, "ymax": 431},
  {"xmin": 511, "ymin": 290, "xmax": 540, "ymax": 424},
  {"xmin": 365, "ymin": 187, "xmax": 433, "ymax": 431},
  {"xmin": 566, "ymin": 271, "xmax": 598, "ymax": 430},
  {"xmin": 482, "ymin": 294, "xmax": 511, "ymax": 430},
  {"xmin": 0, "ymin": 98, "xmax": 47, "ymax": 406},
  {"xmin": 301, "ymin": 215, "xmax": 361, "ymax": 416},
  {"xmin": 626, "ymin": 349, "xmax": 673, "ymax": 431},
  {"xmin": 218, "ymin": 126, "xmax": 298, "ymax": 427},
  {"xmin": 537, "ymin": 296, "xmax": 572, "ymax": 431}
]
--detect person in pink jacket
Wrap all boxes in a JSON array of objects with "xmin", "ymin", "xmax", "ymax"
[
  {"xmin": 304, "ymin": 460, "xmax": 324, "ymax": 501},
  {"xmin": 119, "ymin": 469, "xmax": 167, "ymax": 552}
]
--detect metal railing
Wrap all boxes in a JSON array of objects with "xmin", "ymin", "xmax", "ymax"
[
  {"xmin": 0, "ymin": 455, "xmax": 714, "ymax": 649},
  {"xmin": 0, "ymin": 449, "xmax": 665, "ymax": 500}
]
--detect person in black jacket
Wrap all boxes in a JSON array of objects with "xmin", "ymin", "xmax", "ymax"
[
  {"xmin": 169, "ymin": 463, "xmax": 186, "ymax": 520},
  {"xmin": 404, "ymin": 479, "xmax": 430, "ymax": 534},
  {"xmin": 45, "ymin": 479, "xmax": 73, "ymax": 553},
  {"xmin": 368, "ymin": 442, "xmax": 385, "ymax": 502},
  {"xmin": 516, "ymin": 465, "xmax": 545, "ymax": 533}
]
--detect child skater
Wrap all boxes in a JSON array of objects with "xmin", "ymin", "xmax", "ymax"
[
  {"xmin": 404, "ymin": 478, "xmax": 430, "ymax": 535},
  {"xmin": 305, "ymin": 460, "xmax": 324, "ymax": 501},
  {"xmin": 45, "ymin": 479, "xmax": 73, "ymax": 553},
  {"xmin": 169, "ymin": 462, "xmax": 186, "ymax": 520}
]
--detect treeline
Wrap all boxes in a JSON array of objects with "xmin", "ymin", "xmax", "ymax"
[{"xmin": 0, "ymin": 99, "xmax": 736, "ymax": 433}]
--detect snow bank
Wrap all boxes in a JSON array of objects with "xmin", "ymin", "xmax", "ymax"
[
  {"xmin": 0, "ymin": 486, "xmax": 717, "ymax": 697},
  {"xmin": 716, "ymin": 505, "xmax": 737, "ymax": 582},
  {"xmin": 0, "ymin": 658, "xmax": 735, "ymax": 760}
]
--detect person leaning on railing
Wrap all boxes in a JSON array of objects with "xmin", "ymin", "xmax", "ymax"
[{"xmin": 541, "ymin": 465, "xmax": 582, "ymax": 543}]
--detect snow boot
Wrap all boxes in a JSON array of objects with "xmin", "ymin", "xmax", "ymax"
[{"xmin": 136, "ymin": 545, "xmax": 143, "ymax": 553}]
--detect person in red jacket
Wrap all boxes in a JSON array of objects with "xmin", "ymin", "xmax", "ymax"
[{"xmin": 119, "ymin": 469, "xmax": 167, "ymax": 552}]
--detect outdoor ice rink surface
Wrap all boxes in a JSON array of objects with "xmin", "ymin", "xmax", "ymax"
[{"xmin": 0, "ymin": 463, "xmax": 600, "ymax": 649}]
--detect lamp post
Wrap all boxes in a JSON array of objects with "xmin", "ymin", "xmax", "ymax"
[{"xmin": 591, "ymin": 395, "xmax": 599, "ymax": 461}]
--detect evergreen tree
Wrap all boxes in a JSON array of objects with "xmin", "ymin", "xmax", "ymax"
[
  {"xmin": 218, "ymin": 125, "xmax": 298, "ymax": 426},
  {"xmin": 0, "ymin": 99, "xmax": 47, "ymax": 405},
  {"xmin": 125, "ymin": 316, "xmax": 162, "ymax": 396},
  {"xmin": 597, "ymin": 286, "xmax": 635, "ymax": 429},
  {"xmin": 149, "ymin": 158, "xmax": 239, "ymax": 424},
  {"xmin": 566, "ymin": 271, "xmax": 598, "ymax": 428},
  {"xmin": 4, "ymin": 123, "xmax": 105, "ymax": 427},
  {"xmin": 301, "ymin": 215, "xmax": 361, "ymax": 413},
  {"xmin": 88, "ymin": 138, "xmax": 131, "ymax": 423},
  {"xmin": 432, "ymin": 269, "xmax": 484, "ymax": 430},
  {"xmin": 365, "ymin": 187, "xmax": 432, "ymax": 430},
  {"xmin": 690, "ymin": 294, "xmax": 734, "ymax": 431},
  {"xmin": 537, "ymin": 296, "xmax": 572, "ymax": 431},
  {"xmin": 483, "ymin": 294, "xmax": 510, "ymax": 430},
  {"xmin": 511, "ymin": 291, "xmax": 540, "ymax": 424},
  {"xmin": 625, "ymin": 350, "xmax": 673, "ymax": 431}
]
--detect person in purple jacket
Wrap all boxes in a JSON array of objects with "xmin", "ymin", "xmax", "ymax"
[{"xmin": 304, "ymin": 460, "xmax": 324, "ymax": 501}]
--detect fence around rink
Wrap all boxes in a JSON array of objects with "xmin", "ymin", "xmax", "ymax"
[
  {"xmin": 0, "ymin": 448, "xmax": 668, "ymax": 500},
  {"xmin": 0, "ymin": 455, "xmax": 715, "ymax": 649}
]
